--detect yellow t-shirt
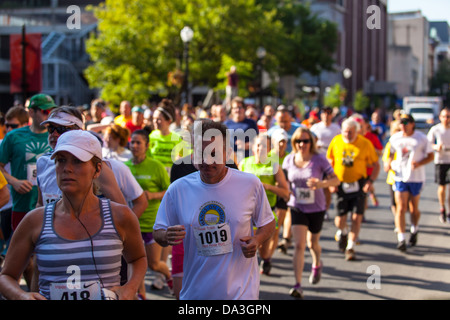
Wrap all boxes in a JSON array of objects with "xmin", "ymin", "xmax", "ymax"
[
  {"xmin": 327, "ymin": 134, "xmax": 378, "ymax": 183},
  {"xmin": 382, "ymin": 141, "xmax": 396, "ymax": 185},
  {"xmin": 114, "ymin": 115, "xmax": 131, "ymax": 128},
  {"xmin": 0, "ymin": 171, "xmax": 7, "ymax": 189}
]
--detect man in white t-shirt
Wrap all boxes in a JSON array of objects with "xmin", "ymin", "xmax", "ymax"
[
  {"xmin": 386, "ymin": 114, "xmax": 434, "ymax": 252},
  {"xmin": 427, "ymin": 107, "xmax": 450, "ymax": 223},
  {"xmin": 310, "ymin": 107, "xmax": 341, "ymax": 218},
  {"xmin": 310, "ymin": 107, "xmax": 341, "ymax": 155},
  {"xmin": 153, "ymin": 120, "xmax": 275, "ymax": 300}
]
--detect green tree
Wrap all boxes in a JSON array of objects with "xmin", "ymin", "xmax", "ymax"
[
  {"xmin": 353, "ymin": 90, "xmax": 370, "ymax": 112},
  {"xmin": 216, "ymin": 54, "xmax": 253, "ymax": 99},
  {"xmin": 260, "ymin": 0, "xmax": 338, "ymax": 76},
  {"xmin": 85, "ymin": 0, "xmax": 338, "ymax": 109},
  {"xmin": 85, "ymin": 0, "xmax": 282, "ymax": 108},
  {"xmin": 324, "ymin": 83, "xmax": 346, "ymax": 108},
  {"xmin": 429, "ymin": 58, "xmax": 450, "ymax": 103}
]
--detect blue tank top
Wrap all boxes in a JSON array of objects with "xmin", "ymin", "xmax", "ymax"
[{"xmin": 35, "ymin": 198, "xmax": 123, "ymax": 299}]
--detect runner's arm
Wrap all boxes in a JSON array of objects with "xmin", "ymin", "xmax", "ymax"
[
  {"xmin": 411, "ymin": 152, "xmax": 434, "ymax": 170},
  {"xmin": 130, "ymin": 192, "xmax": 147, "ymax": 218},
  {"xmin": 0, "ymin": 209, "xmax": 46, "ymax": 300},
  {"xmin": 240, "ymin": 219, "xmax": 276, "ymax": 258},
  {"xmin": 111, "ymin": 204, "xmax": 147, "ymax": 300},
  {"xmin": 0, "ymin": 162, "xmax": 33, "ymax": 194},
  {"xmin": 154, "ymin": 225, "xmax": 186, "ymax": 247}
]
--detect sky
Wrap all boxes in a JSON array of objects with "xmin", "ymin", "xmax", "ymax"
[{"xmin": 388, "ymin": 0, "xmax": 450, "ymax": 24}]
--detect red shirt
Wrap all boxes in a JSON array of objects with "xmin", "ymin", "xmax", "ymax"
[
  {"xmin": 125, "ymin": 121, "xmax": 142, "ymax": 134},
  {"xmin": 365, "ymin": 131, "xmax": 382, "ymax": 175}
]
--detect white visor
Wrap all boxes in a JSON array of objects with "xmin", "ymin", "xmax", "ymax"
[{"xmin": 41, "ymin": 112, "xmax": 84, "ymax": 129}]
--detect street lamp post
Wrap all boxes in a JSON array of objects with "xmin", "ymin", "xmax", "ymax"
[
  {"xmin": 369, "ymin": 75, "xmax": 375, "ymax": 110},
  {"xmin": 342, "ymin": 68, "xmax": 352, "ymax": 104},
  {"xmin": 180, "ymin": 26, "xmax": 194, "ymax": 105},
  {"xmin": 256, "ymin": 46, "xmax": 266, "ymax": 108}
]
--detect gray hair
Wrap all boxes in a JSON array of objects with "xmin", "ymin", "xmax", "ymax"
[{"xmin": 341, "ymin": 118, "xmax": 360, "ymax": 132}]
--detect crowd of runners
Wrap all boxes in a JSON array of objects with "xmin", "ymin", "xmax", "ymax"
[{"xmin": 0, "ymin": 93, "xmax": 448, "ymax": 300}]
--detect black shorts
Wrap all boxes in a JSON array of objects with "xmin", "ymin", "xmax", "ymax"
[
  {"xmin": 275, "ymin": 169, "xmax": 288, "ymax": 210},
  {"xmin": 289, "ymin": 207, "xmax": 325, "ymax": 234},
  {"xmin": 275, "ymin": 196, "xmax": 288, "ymax": 210},
  {"xmin": 336, "ymin": 178, "xmax": 367, "ymax": 216},
  {"xmin": 435, "ymin": 164, "xmax": 450, "ymax": 185}
]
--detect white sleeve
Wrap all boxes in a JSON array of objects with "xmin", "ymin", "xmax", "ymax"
[
  {"xmin": 388, "ymin": 136, "xmax": 397, "ymax": 153},
  {"xmin": 108, "ymin": 159, "xmax": 144, "ymax": 203},
  {"xmin": 154, "ymin": 187, "xmax": 178, "ymax": 231},
  {"xmin": 426, "ymin": 126, "xmax": 436, "ymax": 144},
  {"xmin": 424, "ymin": 135, "xmax": 434, "ymax": 154}
]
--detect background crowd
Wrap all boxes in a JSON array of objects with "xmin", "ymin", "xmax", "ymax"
[{"xmin": 0, "ymin": 93, "xmax": 445, "ymax": 300}]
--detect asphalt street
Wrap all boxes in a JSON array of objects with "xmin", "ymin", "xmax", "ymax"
[{"xmin": 144, "ymin": 161, "xmax": 450, "ymax": 301}]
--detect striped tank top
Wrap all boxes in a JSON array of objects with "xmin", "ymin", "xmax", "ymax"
[{"xmin": 35, "ymin": 198, "xmax": 123, "ymax": 300}]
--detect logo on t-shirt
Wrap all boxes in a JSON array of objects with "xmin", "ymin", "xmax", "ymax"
[
  {"xmin": 26, "ymin": 141, "xmax": 51, "ymax": 163},
  {"xmin": 400, "ymin": 145, "xmax": 412, "ymax": 162},
  {"xmin": 198, "ymin": 201, "xmax": 226, "ymax": 226},
  {"xmin": 26, "ymin": 141, "xmax": 51, "ymax": 186},
  {"xmin": 342, "ymin": 148, "xmax": 356, "ymax": 167}
]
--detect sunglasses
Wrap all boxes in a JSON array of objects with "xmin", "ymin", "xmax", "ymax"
[
  {"xmin": 32, "ymin": 108, "xmax": 52, "ymax": 116},
  {"xmin": 47, "ymin": 125, "xmax": 73, "ymax": 135},
  {"xmin": 294, "ymin": 139, "xmax": 311, "ymax": 144},
  {"xmin": 5, "ymin": 123, "xmax": 19, "ymax": 129},
  {"xmin": 400, "ymin": 120, "xmax": 412, "ymax": 125}
]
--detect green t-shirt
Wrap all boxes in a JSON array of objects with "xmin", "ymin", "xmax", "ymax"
[
  {"xmin": 0, "ymin": 126, "xmax": 51, "ymax": 212},
  {"xmin": 148, "ymin": 130, "xmax": 190, "ymax": 171},
  {"xmin": 267, "ymin": 149, "xmax": 289, "ymax": 166},
  {"xmin": 125, "ymin": 156, "xmax": 170, "ymax": 232},
  {"xmin": 240, "ymin": 156, "xmax": 277, "ymax": 207}
]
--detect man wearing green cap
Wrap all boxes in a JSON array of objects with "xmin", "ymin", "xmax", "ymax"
[
  {"xmin": 0, "ymin": 93, "xmax": 55, "ymax": 288},
  {"xmin": 0, "ymin": 93, "xmax": 56, "ymax": 228}
]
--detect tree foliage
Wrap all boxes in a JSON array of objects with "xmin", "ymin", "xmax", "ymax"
[
  {"xmin": 324, "ymin": 83, "xmax": 346, "ymax": 108},
  {"xmin": 258, "ymin": 0, "xmax": 338, "ymax": 76},
  {"xmin": 85, "ymin": 0, "xmax": 338, "ymax": 107},
  {"xmin": 429, "ymin": 58, "xmax": 450, "ymax": 103},
  {"xmin": 353, "ymin": 90, "xmax": 370, "ymax": 112}
]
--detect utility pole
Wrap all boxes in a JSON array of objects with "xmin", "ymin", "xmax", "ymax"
[{"xmin": 21, "ymin": 24, "xmax": 27, "ymax": 104}]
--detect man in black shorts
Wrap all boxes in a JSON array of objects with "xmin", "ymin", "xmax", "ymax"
[
  {"xmin": 327, "ymin": 119, "xmax": 379, "ymax": 261},
  {"xmin": 427, "ymin": 107, "xmax": 450, "ymax": 223}
]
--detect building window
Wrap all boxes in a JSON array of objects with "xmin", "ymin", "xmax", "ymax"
[
  {"xmin": 0, "ymin": 36, "xmax": 10, "ymax": 59},
  {"xmin": 0, "ymin": 72, "xmax": 10, "ymax": 86}
]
